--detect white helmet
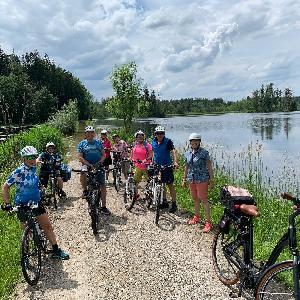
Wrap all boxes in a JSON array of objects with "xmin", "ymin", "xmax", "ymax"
[
  {"xmin": 101, "ymin": 129, "xmax": 108, "ymax": 134},
  {"xmin": 189, "ymin": 133, "xmax": 201, "ymax": 141},
  {"xmin": 20, "ymin": 146, "xmax": 38, "ymax": 157},
  {"xmin": 154, "ymin": 126, "xmax": 165, "ymax": 133},
  {"xmin": 46, "ymin": 142, "xmax": 55, "ymax": 148},
  {"xmin": 85, "ymin": 126, "xmax": 95, "ymax": 132},
  {"xmin": 135, "ymin": 130, "xmax": 145, "ymax": 138}
]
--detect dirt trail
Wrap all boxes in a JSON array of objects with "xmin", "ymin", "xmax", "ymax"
[{"xmin": 11, "ymin": 159, "xmax": 238, "ymax": 300}]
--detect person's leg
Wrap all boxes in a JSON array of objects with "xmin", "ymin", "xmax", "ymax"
[
  {"xmin": 133, "ymin": 168, "xmax": 143, "ymax": 198},
  {"xmin": 198, "ymin": 182, "xmax": 212, "ymax": 232},
  {"xmin": 188, "ymin": 183, "xmax": 200, "ymax": 224},
  {"xmin": 36, "ymin": 213, "xmax": 57, "ymax": 245},
  {"xmin": 80, "ymin": 172, "xmax": 87, "ymax": 196},
  {"xmin": 168, "ymin": 183, "xmax": 177, "ymax": 203},
  {"xmin": 57, "ymin": 177, "xmax": 63, "ymax": 190}
]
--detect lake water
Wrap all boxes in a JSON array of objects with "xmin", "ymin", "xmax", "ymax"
[{"xmin": 96, "ymin": 112, "xmax": 300, "ymax": 191}]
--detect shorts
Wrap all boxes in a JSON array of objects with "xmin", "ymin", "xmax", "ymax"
[
  {"xmin": 103, "ymin": 157, "xmax": 112, "ymax": 168},
  {"xmin": 134, "ymin": 168, "xmax": 149, "ymax": 184},
  {"xmin": 17, "ymin": 204, "xmax": 47, "ymax": 223},
  {"xmin": 39, "ymin": 170, "xmax": 62, "ymax": 187},
  {"xmin": 161, "ymin": 167, "xmax": 174, "ymax": 184},
  {"xmin": 189, "ymin": 182, "xmax": 209, "ymax": 200}
]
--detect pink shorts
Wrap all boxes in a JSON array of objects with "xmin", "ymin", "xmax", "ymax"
[{"xmin": 189, "ymin": 182, "xmax": 208, "ymax": 201}]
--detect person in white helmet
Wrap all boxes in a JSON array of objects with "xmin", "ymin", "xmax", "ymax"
[
  {"xmin": 100, "ymin": 129, "xmax": 112, "ymax": 182},
  {"xmin": 2, "ymin": 146, "xmax": 70, "ymax": 259},
  {"xmin": 77, "ymin": 126, "xmax": 110, "ymax": 215},
  {"xmin": 37, "ymin": 142, "xmax": 66, "ymax": 198},
  {"xmin": 152, "ymin": 126, "xmax": 178, "ymax": 213},
  {"xmin": 182, "ymin": 133, "xmax": 214, "ymax": 233}
]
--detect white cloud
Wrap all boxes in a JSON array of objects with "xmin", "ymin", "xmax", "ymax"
[{"xmin": 0, "ymin": 0, "xmax": 299, "ymax": 100}]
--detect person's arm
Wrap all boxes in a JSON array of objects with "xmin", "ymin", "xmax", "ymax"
[
  {"xmin": 78, "ymin": 152, "xmax": 93, "ymax": 167},
  {"xmin": 171, "ymin": 149, "xmax": 178, "ymax": 168},
  {"xmin": 100, "ymin": 149, "xmax": 106, "ymax": 164},
  {"xmin": 2, "ymin": 182, "xmax": 10, "ymax": 204},
  {"xmin": 207, "ymin": 159, "xmax": 214, "ymax": 188},
  {"xmin": 181, "ymin": 164, "xmax": 188, "ymax": 187}
]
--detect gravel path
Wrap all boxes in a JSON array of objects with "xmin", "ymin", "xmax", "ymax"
[{"xmin": 11, "ymin": 160, "xmax": 240, "ymax": 300}]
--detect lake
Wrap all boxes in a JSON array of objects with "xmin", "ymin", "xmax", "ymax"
[{"xmin": 96, "ymin": 112, "xmax": 300, "ymax": 192}]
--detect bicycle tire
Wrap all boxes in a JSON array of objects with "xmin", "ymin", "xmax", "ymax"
[
  {"xmin": 115, "ymin": 170, "xmax": 121, "ymax": 192},
  {"xmin": 212, "ymin": 223, "xmax": 243, "ymax": 286},
  {"xmin": 255, "ymin": 261, "xmax": 295, "ymax": 299},
  {"xmin": 124, "ymin": 177, "xmax": 136, "ymax": 210},
  {"xmin": 51, "ymin": 178, "xmax": 58, "ymax": 210},
  {"xmin": 90, "ymin": 190, "xmax": 99, "ymax": 235},
  {"xmin": 154, "ymin": 184, "xmax": 161, "ymax": 225},
  {"xmin": 21, "ymin": 226, "xmax": 42, "ymax": 286}
]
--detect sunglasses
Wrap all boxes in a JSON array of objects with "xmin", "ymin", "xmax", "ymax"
[
  {"xmin": 25, "ymin": 155, "xmax": 38, "ymax": 160},
  {"xmin": 155, "ymin": 132, "xmax": 165, "ymax": 135}
]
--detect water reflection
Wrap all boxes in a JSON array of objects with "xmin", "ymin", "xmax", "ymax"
[{"xmin": 250, "ymin": 117, "xmax": 291, "ymax": 140}]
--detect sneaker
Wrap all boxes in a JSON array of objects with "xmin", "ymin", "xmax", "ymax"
[
  {"xmin": 159, "ymin": 199, "xmax": 169, "ymax": 209},
  {"xmin": 81, "ymin": 190, "xmax": 88, "ymax": 199},
  {"xmin": 52, "ymin": 248, "xmax": 70, "ymax": 260},
  {"xmin": 169, "ymin": 202, "xmax": 177, "ymax": 213},
  {"xmin": 188, "ymin": 215, "xmax": 200, "ymax": 225},
  {"xmin": 100, "ymin": 207, "xmax": 111, "ymax": 215},
  {"xmin": 203, "ymin": 222, "xmax": 213, "ymax": 233},
  {"xmin": 59, "ymin": 189, "xmax": 66, "ymax": 198}
]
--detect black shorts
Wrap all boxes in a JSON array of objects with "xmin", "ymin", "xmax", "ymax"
[
  {"xmin": 161, "ymin": 167, "xmax": 174, "ymax": 184},
  {"xmin": 103, "ymin": 157, "xmax": 112, "ymax": 167},
  {"xmin": 17, "ymin": 204, "xmax": 47, "ymax": 223}
]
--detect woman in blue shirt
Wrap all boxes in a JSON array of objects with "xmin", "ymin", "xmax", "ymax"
[
  {"xmin": 2, "ymin": 146, "xmax": 69, "ymax": 259},
  {"xmin": 182, "ymin": 133, "xmax": 214, "ymax": 233}
]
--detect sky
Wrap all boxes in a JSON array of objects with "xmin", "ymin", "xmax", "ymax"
[{"xmin": 1, "ymin": 0, "xmax": 300, "ymax": 101}]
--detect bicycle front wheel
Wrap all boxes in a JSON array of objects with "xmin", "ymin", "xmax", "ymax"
[
  {"xmin": 212, "ymin": 222, "xmax": 242, "ymax": 286},
  {"xmin": 90, "ymin": 190, "xmax": 99, "ymax": 235},
  {"xmin": 255, "ymin": 261, "xmax": 296, "ymax": 300},
  {"xmin": 21, "ymin": 226, "xmax": 42, "ymax": 285},
  {"xmin": 154, "ymin": 184, "xmax": 162, "ymax": 225}
]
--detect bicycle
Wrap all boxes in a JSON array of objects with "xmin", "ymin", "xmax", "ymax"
[
  {"xmin": 145, "ymin": 164, "xmax": 173, "ymax": 225},
  {"xmin": 112, "ymin": 151, "xmax": 123, "ymax": 192},
  {"xmin": 2, "ymin": 202, "xmax": 51, "ymax": 286},
  {"xmin": 212, "ymin": 186, "xmax": 299, "ymax": 298},
  {"xmin": 73, "ymin": 164, "xmax": 104, "ymax": 235},
  {"xmin": 254, "ymin": 192, "xmax": 300, "ymax": 299}
]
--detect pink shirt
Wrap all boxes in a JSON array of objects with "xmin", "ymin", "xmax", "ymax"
[{"xmin": 132, "ymin": 142, "xmax": 152, "ymax": 170}]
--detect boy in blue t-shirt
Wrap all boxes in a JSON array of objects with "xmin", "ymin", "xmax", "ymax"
[{"xmin": 77, "ymin": 126, "xmax": 111, "ymax": 215}]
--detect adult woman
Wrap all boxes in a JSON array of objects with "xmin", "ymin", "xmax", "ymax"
[
  {"xmin": 131, "ymin": 130, "xmax": 153, "ymax": 199},
  {"xmin": 2, "ymin": 146, "xmax": 69, "ymax": 259},
  {"xmin": 112, "ymin": 134, "xmax": 130, "ymax": 179},
  {"xmin": 182, "ymin": 133, "xmax": 214, "ymax": 233}
]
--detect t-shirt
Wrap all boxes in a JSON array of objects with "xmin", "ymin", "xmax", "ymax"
[
  {"xmin": 184, "ymin": 147, "xmax": 211, "ymax": 182},
  {"xmin": 6, "ymin": 163, "xmax": 40, "ymax": 205},
  {"xmin": 132, "ymin": 142, "xmax": 152, "ymax": 170},
  {"xmin": 77, "ymin": 139, "xmax": 104, "ymax": 165}
]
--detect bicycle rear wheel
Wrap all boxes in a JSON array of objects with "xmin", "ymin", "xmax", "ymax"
[
  {"xmin": 21, "ymin": 226, "xmax": 42, "ymax": 285},
  {"xmin": 51, "ymin": 178, "xmax": 58, "ymax": 209},
  {"xmin": 212, "ymin": 221, "xmax": 242, "ymax": 286},
  {"xmin": 255, "ymin": 261, "xmax": 295, "ymax": 300},
  {"xmin": 115, "ymin": 170, "xmax": 121, "ymax": 192}
]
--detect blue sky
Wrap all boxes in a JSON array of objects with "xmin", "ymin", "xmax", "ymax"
[{"xmin": 1, "ymin": 0, "xmax": 299, "ymax": 101}]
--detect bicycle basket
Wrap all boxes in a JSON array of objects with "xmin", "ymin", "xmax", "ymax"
[{"xmin": 220, "ymin": 185, "xmax": 255, "ymax": 209}]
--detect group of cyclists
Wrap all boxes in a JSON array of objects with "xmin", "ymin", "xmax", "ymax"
[{"xmin": 1, "ymin": 124, "xmax": 214, "ymax": 263}]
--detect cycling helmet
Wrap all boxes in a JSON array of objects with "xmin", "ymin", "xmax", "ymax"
[
  {"xmin": 154, "ymin": 126, "xmax": 165, "ymax": 133},
  {"xmin": 101, "ymin": 129, "xmax": 108, "ymax": 134},
  {"xmin": 189, "ymin": 133, "xmax": 201, "ymax": 141},
  {"xmin": 20, "ymin": 146, "xmax": 38, "ymax": 157},
  {"xmin": 46, "ymin": 142, "xmax": 55, "ymax": 148},
  {"xmin": 135, "ymin": 130, "xmax": 145, "ymax": 138},
  {"xmin": 85, "ymin": 126, "xmax": 95, "ymax": 132},
  {"xmin": 112, "ymin": 133, "xmax": 119, "ymax": 138}
]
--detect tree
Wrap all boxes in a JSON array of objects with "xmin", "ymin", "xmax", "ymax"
[{"xmin": 106, "ymin": 62, "xmax": 142, "ymax": 131}]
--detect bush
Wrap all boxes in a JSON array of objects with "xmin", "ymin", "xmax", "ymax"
[{"xmin": 47, "ymin": 100, "xmax": 79, "ymax": 135}]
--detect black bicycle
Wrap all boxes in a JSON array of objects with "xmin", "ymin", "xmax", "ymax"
[
  {"xmin": 73, "ymin": 164, "xmax": 104, "ymax": 235},
  {"xmin": 145, "ymin": 164, "xmax": 173, "ymax": 225},
  {"xmin": 2, "ymin": 203, "xmax": 50, "ymax": 285},
  {"xmin": 212, "ymin": 186, "xmax": 300, "ymax": 299},
  {"xmin": 112, "ymin": 151, "xmax": 122, "ymax": 192}
]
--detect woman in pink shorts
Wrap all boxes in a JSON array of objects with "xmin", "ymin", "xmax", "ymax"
[{"xmin": 182, "ymin": 133, "xmax": 214, "ymax": 232}]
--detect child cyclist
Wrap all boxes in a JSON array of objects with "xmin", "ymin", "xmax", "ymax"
[
  {"xmin": 2, "ymin": 146, "xmax": 70, "ymax": 259},
  {"xmin": 131, "ymin": 130, "xmax": 153, "ymax": 199},
  {"xmin": 182, "ymin": 133, "xmax": 214, "ymax": 233}
]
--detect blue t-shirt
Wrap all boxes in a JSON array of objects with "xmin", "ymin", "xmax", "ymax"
[
  {"xmin": 77, "ymin": 139, "xmax": 103, "ymax": 164},
  {"xmin": 6, "ymin": 163, "xmax": 40, "ymax": 205},
  {"xmin": 152, "ymin": 137, "xmax": 174, "ymax": 166},
  {"xmin": 184, "ymin": 147, "xmax": 211, "ymax": 183}
]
